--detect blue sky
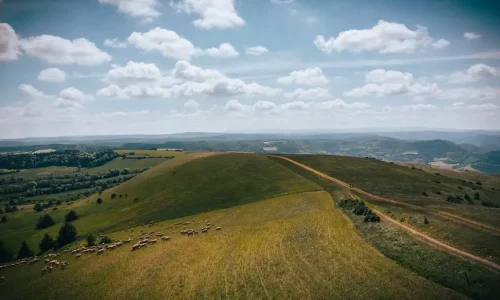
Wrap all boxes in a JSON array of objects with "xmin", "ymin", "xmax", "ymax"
[{"xmin": 1, "ymin": 0, "xmax": 500, "ymax": 138}]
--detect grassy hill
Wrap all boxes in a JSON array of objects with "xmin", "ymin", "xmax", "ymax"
[
  {"xmin": 0, "ymin": 191, "xmax": 461, "ymax": 300},
  {"xmin": 0, "ymin": 153, "xmax": 320, "ymax": 254}
]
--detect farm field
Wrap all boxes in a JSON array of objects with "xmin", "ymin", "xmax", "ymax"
[
  {"xmin": 115, "ymin": 149, "xmax": 186, "ymax": 158},
  {"xmin": 0, "ymin": 191, "xmax": 462, "ymax": 300},
  {"xmin": 8, "ymin": 166, "xmax": 78, "ymax": 179},
  {"xmin": 83, "ymin": 157, "xmax": 168, "ymax": 174}
]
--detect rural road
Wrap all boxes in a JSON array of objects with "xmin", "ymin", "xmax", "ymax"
[{"xmin": 271, "ymin": 155, "xmax": 500, "ymax": 272}]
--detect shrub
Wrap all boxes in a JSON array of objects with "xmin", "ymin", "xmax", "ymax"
[
  {"xmin": 422, "ymin": 192, "xmax": 428, "ymax": 197},
  {"xmin": 1, "ymin": 216, "xmax": 6, "ymax": 223},
  {"xmin": 457, "ymin": 186, "xmax": 463, "ymax": 190},
  {"xmin": 424, "ymin": 216, "xmax": 429, "ymax": 224},
  {"xmin": 33, "ymin": 203, "xmax": 43, "ymax": 212},
  {"xmin": 65, "ymin": 210, "xmax": 78, "ymax": 222},
  {"xmin": 447, "ymin": 195, "xmax": 464, "ymax": 204},
  {"xmin": 474, "ymin": 192, "xmax": 480, "ymax": 200},
  {"xmin": 56, "ymin": 222, "xmax": 77, "ymax": 248},
  {"xmin": 0, "ymin": 240, "xmax": 13, "ymax": 263},
  {"xmin": 86, "ymin": 234, "xmax": 96, "ymax": 247},
  {"xmin": 434, "ymin": 191, "xmax": 442, "ymax": 195},
  {"xmin": 96, "ymin": 198, "xmax": 103, "ymax": 205},
  {"xmin": 39, "ymin": 233, "xmax": 55, "ymax": 253},
  {"xmin": 363, "ymin": 211, "xmax": 380, "ymax": 222},
  {"xmin": 476, "ymin": 181, "xmax": 482, "ymax": 186},
  {"xmin": 111, "ymin": 193, "xmax": 117, "ymax": 199},
  {"xmin": 36, "ymin": 214, "xmax": 55, "ymax": 229},
  {"xmin": 17, "ymin": 241, "xmax": 34, "ymax": 259},
  {"xmin": 99, "ymin": 235, "xmax": 112, "ymax": 244},
  {"xmin": 481, "ymin": 201, "xmax": 499, "ymax": 208}
]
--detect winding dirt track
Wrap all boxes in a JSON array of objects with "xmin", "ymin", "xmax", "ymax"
[{"xmin": 271, "ymin": 155, "xmax": 500, "ymax": 271}]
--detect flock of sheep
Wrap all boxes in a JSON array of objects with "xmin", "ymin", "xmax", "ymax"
[{"xmin": 0, "ymin": 218, "xmax": 223, "ymax": 283}]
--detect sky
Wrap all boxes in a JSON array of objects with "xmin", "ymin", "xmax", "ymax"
[{"xmin": 1, "ymin": 0, "xmax": 500, "ymax": 138}]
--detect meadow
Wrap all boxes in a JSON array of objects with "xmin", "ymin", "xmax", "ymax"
[{"xmin": 0, "ymin": 191, "xmax": 462, "ymax": 300}]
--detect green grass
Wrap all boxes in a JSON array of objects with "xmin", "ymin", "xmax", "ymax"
[
  {"xmin": 0, "ymin": 153, "xmax": 320, "ymax": 254},
  {"xmin": 0, "ymin": 191, "xmax": 462, "ymax": 300},
  {"xmin": 336, "ymin": 190, "xmax": 500, "ymax": 300},
  {"xmin": 12, "ymin": 166, "xmax": 78, "ymax": 178},
  {"xmin": 115, "ymin": 149, "xmax": 186, "ymax": 158},
  {"xmin": 83, "ymin": 157, "xmax": 168, "ymax": 174}
]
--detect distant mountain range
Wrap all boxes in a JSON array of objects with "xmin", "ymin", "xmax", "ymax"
[{"xmin": 1, "ymin": 131, "xmax": 500, "ymax": 174}]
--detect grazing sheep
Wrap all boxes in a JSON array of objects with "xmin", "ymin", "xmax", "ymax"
[
  {"xmin": 216, "ymin": 227, "xmax": 222, "ymax": 231},
  {"xmin": 148, "ymin": 239, "xmax": 158, "ymax": 244},
  {"xmin": 97, "ymin": 249, "xmax": 105, "ymax": 255},
  {"xmin": 0, "ymin": 276, "xmax": 5, "ymax": 283},
  {"xmin": 41, "ymin": 268, "xmax": 47, "ymax": 275},
  {"xmin": 161, "ymin": 236, "xmax": 171, "ymax": 241},
  {"xmin": 75, "ymin": 254, "xmax": 81, "ymax": 259}
]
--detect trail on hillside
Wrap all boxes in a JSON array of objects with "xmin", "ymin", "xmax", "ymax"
[
  {"xmin": 271, "ymin": 155, "xmax": 500, "ymax": 272},
  {"xmin": 271, "ymin": 156, "xmax": 500, "ymax": 235}
]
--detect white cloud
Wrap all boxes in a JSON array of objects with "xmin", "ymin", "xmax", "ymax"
[
  {"xmin": 203, "ymin": 43, "xmax": 239, "ymax": 58},
  {"xmin": 0, "ymin": 23, "xmax": 20, "ymax": 61},
  {"xmin": 447, "ymin": 63, "xmax": 498, "ymax": 84},
  {"xmin": 345, "ymin": 69, "xmax": 439, "ymax": 98},
  {"xmin": 54, "ymin": 87, "xmax": 94, "ymax": 109},
  {"xmin": 104, "ymin": 38, "xmax": 127, "ymax": 48},
  {"xmin": 254, "ymin": 100, "xmax": 276, "ymax": 111},
  {"xmin": 104, "ymin": 61, "xmax": 163, "ymax": 85},
  {"xmin": 314, "ymin": 20, "xmax": 449, "ymax": 54},
  {"xmin": 451, "ymin": 102, "xmax": 498, "ymax": 110},
  {"xmin": 464, "ymin": 32, "xmax": 481, "ymax": 40},
  {"xmin": 20, "ymin": 35, "xmax": 111, "ymax": 65},
  {"xmin": 434, "ymin": 87, "xmax": 500, "ymax": 102},
  {"xmin": 284, "ymin": 87, "xmax": 331, "ymax": 99},
  {"xmin": 128, "ymin": 27, "xmax": 201, "ymax": 61},
  {"xmin": 315, "ymin": 99, "xmax": 370, "ymax": 110},
  {"xmin": 128, "ymin": 27, "xmax": 238, "ymax": 60},
  {"xmin": 277, "ymin": 67, "xmax": 328, "ymax": 86},
  {"xmin": 245, "ymin": 46, "xmax": 268, "ymax": 56},
  {"xmin": 98, "ymin": 0, "xmax": 160, "ymax": 21},
  {"xmin": 184, "ymin": 99, "xmax": 200, "ymax": 110},
  {"xmin": 19, "ymin": 84, "xmax": 46, "ymax": 98},
  {"xmin": 288, "ymin": 8, "xmax": 318, "ymax": 24},
  {"xmin": 98, "ymin": 60, "xmax": 281, "ymax": 99},
  {"xmin": 38, "ymin": 68, "xmax": 66, "ymax": 83},
  {"xmin": 224, "ymin": 99, "xmax": 249, "ymax": 112},
  {"xmin": 170, "ymin": 0, "xmax": 245, "ymax": 29}
]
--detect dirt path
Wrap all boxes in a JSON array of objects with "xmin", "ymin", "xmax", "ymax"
[
  {"xmin": 272, "ymin": 155, "xmax": 500, "ymax": 235},
  {"xmin": 271, "ymin": 155, "xmax": 500, "ymax": 271}
]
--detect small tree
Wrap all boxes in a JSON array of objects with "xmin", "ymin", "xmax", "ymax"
[
  {"xmin": 0, "ymin": 240, "xmax": 13, "ymax": 263},
  {"xmin": 111, "ymin": 193, "xmax": 117, "ymax": 199},
  {"xmin": 56, "ymin": 222, "xmax": 77, "ymax": 248},
  {"xmin": 99, "ymin": 235, "xmax": 112, "ymax": 244},
  {"xmin": 1, "ymin": 216, "xmax": 6, "ymax": 223},
  {"xmin": 65, "ymin": 210, "xmax": 78, "ymax": 222},
  {"xmin": 424, "ymin": 216, "xmax": 429, "ymax": 224},
  {"xmin": 17, "ymin": 241, "xmax": 34, "ymax": 259},
  {"xmin": 34, "ymin": 203, "xmax": 43, "ymax": 212},
  {"xmin": 96, "ymin": 198, "xmax": 103, "ymax": 205},
  {"xmin": 474, "ymin": 192, "xmax": 480, "ymax": 200},
  {"xmin": 36, "ymin": 214, "xmax": 55, "ymax": 229},
  {"xmin": 86, "ymin": 234, "xmax": 96, "ymax": 247},
  {"xmin": 422, "ymin": 192, "xmax": 428, "ymax": 197},
  {"xmin": 39, "ymin": 233, "xmax": 55, "ymax": 253}
]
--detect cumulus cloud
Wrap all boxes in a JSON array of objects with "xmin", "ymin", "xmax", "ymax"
[
  {"xmin": 54, "ymin": 87, "xmax": 94, "ymax": 109},
  {"xmin": 254, "ymin": 100, "xmax": 276, "ymax": 111},
  {"xmin": 464, "ymin": 32, "xmax": 481, "ymax": 40},
  {"xmin": 104, "ymin": 61, "xmax": 163, "ymax": 85},
  {"xmin": 224, "ymin": 99, "xmax": 249, "ymax": 112},
  {"xmin": 277, "ymin": 67, "xmax": 328, "ymax": 86},
  {"xmin": 104, "ymin": 38, "xmax": 127, "ymax": 48},
  {"xmin": 170, "ymin": 0, "xmax": 245, "ymax": 29},
  {"xmin": 271, "ymin": 0, "xmax": 294, "ymax": 3},
  {"xmin": 447, "ymin": 64, "xmax": 498, "ymax": 84},
  {"xmin": 38, "ymin": 68, "xmax": 66, "ymax": 83},
  {"xmin": 98, "ymin": 60, "xmax": 281, "ymax": 99},
  {"xmin": 128, "ymin": 27, "xmax": 238, "ymax": 60},
  {"xmin": 345, "ymin": 69, "xmax": 439, "ymax": 98},
  {"xmin": 0, "ymin": 23, "xmax": 20, "ymax": 61},
  {"xmin": 452, "ymin": 102, "xmax": 498, "ymax": 110},
  {"xmin": 20, "ymin": 35, "xmax": 112, "ymax": 65},
  {"xmin": 245, "ymin": 46, "xmax": 268, "ymax": 56},
  {"xmin": 98, "ymin": 0, "xmax": 160, "ymax": 21},
  {"xmin": 284, "ymin": 87, "xmax": 331, "ymax": 99},
  {"xmin": 314, "ymin": 20, "xmax": 449, "ymax": 54},
  {"xmin": 19, "ymin": 84, "xmax": 47, "ymax": 98},
  {"xmin": 203, "ymin": 43, "xmax": 239, "ymax": 57},
  {"xmin": 128, "ymin": 27, "xmax": 201, "ymax": 61},
  {"xmin": 184, "ymin": 99, "xmax": 199, "ymax": 110}
]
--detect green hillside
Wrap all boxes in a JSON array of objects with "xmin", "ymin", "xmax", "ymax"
[
  {"xmin": 0, "ymin": 153, "xmax": 320, "ymax": 254},
  {"xmin": 0, "ymin": 192, "xmax": 461, "ymax": 300}
]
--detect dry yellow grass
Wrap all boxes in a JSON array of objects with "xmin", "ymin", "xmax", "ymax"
[{"xmin": 0, "ymin": 191, "xmax": 462, "ymax": 300}]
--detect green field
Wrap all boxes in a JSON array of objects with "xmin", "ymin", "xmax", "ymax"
[
  {"xmin": 0, "ymin": 191, "xmax": 462, "ymax": 300},
  {"xmin": 83, "ymin": 157, "xmax": 169, "ymax": 174},
  {"xmin": 10, "ymin": 166, "xmax": 78, "ymax": 179},
  {"xmin": 115, "ymin": 149, "xmax": 186, "ymax": 158}
]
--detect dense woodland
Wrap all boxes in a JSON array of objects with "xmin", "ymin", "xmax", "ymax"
[{"xmin": 0, "ymin": 149, "xmax": 118, "ymax": 170}]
